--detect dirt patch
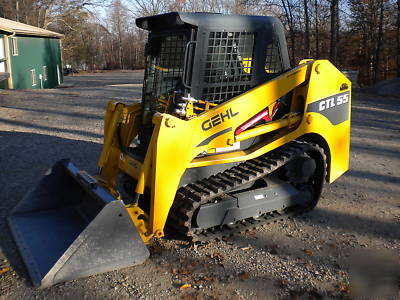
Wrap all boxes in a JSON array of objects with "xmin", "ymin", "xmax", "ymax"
[{"xmin": 0, "ymin": 72, "xmax": 399, "ymax": 299}]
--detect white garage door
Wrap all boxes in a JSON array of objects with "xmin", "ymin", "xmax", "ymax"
[{"xmin": 0, "ymin": 38, "xmax": 6, "ymax": 72}]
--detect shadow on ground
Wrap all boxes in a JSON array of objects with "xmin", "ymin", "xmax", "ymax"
[{"xmin": 65, "ymin": 71, "xmax": 144, "ymax": 88}]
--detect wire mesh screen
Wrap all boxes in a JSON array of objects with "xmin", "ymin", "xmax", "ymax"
[
  {"xmin": 265, "ymin": 36, "xmax": 283, "ymax": 74},
  {"xmin": 143, "ymin": 33, "xmax": 188, "ymax": 112},
  {"xmin": 202, "ymin": 31, "xmax": 256, "ymax": 104}
]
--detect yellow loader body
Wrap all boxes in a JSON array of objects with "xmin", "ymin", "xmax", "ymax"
[{"xmin": 99, "ymin": 59, "xmax": 351, "ymax": 241}]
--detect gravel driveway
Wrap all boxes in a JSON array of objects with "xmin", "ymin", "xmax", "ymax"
[{"xmin": 0, "ymin": 71, "xmax": 399, "ymax": 299}]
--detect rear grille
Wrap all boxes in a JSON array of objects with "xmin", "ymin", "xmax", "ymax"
[{"xmin": 201, "ymin": 31, "xmax": 256, "ymax": 104}]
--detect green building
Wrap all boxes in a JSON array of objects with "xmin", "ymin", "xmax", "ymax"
[{"xmin": 0, "ymin": 17, "xmax": 63, "ymax": 89}]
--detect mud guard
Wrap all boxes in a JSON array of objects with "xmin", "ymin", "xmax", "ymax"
[{"xmin": 8, "ymin": 159, "xmax": 149, "ymax": 288}]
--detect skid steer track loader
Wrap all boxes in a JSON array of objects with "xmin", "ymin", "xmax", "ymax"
[{"xmin": 8, "ymin": 12, "xmax": 351, "ymax": 288}]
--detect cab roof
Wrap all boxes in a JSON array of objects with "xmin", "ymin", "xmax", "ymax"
[{"xmin": 136, "ymin": 12, "xmax": 281, "ymax": 32}]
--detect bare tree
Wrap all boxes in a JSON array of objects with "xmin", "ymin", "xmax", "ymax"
[
  {"xmin": 127, "ymin": 0, "xmax": 168, "ymax": 16},
  {"xmin": 373, "ymin": 0, "xmax": 385, "ymax": 82},
  {"xmin": 397, "ymin": 0, "xmax": 400, "ymax": 76},
  {"xmin": 303, "ymin": 0, "xmax": 310, "ymax": 57},
  {"xmin": 109, "ymin": 0, "xmax": 128, "ymax": 69},
  {"xmin": 280, "ymin": 0, "xmax": 297, "ymax": 66},
  {"xmin": 314, "ymin": 0, "xmax": 319, "ymax": 57},
  {"xmin": 329, "ymin": 0, "xmax": 339, "ymax": 63}
]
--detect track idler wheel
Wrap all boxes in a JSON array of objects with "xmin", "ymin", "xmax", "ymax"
[
  {"xmin": 286, "ymin": 144, "xmax": 326, "ymax": 209},
  {"xmin": 285, "ymin": 156, "xmax": 316, "ymax": 184}
]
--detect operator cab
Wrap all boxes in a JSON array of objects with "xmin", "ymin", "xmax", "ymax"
[{"xmin": 136, "ymin": 12, "xmax": 290, "ymax": 144}]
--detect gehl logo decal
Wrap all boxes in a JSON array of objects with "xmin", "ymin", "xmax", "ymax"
[{"xmin": 201, "ymin": 108, "xmax": 239, "ymax": 131}]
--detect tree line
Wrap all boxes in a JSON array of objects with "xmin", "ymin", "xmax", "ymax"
[{"xmin": 1, "ymin": 0, "xmax": 399, "ymax": 86}]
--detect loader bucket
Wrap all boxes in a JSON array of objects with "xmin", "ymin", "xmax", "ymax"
[{"xmin": 8, "ymin": 159, "xmax": 149, "ymax": 288}]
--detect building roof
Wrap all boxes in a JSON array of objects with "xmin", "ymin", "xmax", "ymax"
[{"xmin": 0, "ymin": 17, "xmax": 63, "ymax": 38}]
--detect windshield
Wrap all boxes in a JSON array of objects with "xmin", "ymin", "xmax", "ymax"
[{"xmin": 142, "ymin": 33, "xmax": 188, "ymax": 115}]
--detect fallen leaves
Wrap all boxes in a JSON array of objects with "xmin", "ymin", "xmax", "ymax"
[
  {"xmin": 303, "ymin": 249, "xmax": 314, "ymax": 256},
  {"xmin": 265, "ymin": 244, "xmax": 279, "ymax": 255},
  {"xmin": 238, "ymin": 271, "xmax": 249, "ymax": 281},
  {"xmin": 149, "ymin": 245, "xmax": 163, "ymax": 256},
  {"xmin": 171, "ymin": 259, "xmax": 217, "ymax": 291},
  {"xmin": 221, "ymin": 236, "xmax": 234, "ymax": 244},
  {"xmin": 239, "ymin": 246, "xmax": 251, "ymax": 251},
  {"xmin": 171, "ymin": 260, "xmax": 202, "ymax": 276},
  {"xmin": 276, "ymin": 279, "xmax": 289, "ymax": 287},
  {"xmin": 0, "ymin": 267, "xmax": 10, "ymax": 275},
  {"xmin": 179, "ymin": 283, "xmax": 192, "ymax": 289},
  {"xmin": 245, "ymin": 231, "xmax": 257, "ymax": 237},
  {"xmin": 198, "ymin": 275, "xmax": 215, "ymax": 283},
  {"xmin": 186, "ymin": 261, "xmax": 200, "ymax": 271},
  {"xmin": 338, "ymin": 283, "xmax": 350, "ymax": 294},
  {"xmin": 171, "ymin": 268, "xmax": 178, "ymax": 275},
  {"xmin": 326, "ymin": 243, "xmax": 336, "ymax": 249},
  {"xmin": 182, "ymin": 292, "xmax": 198, "ymax": 300},
  {"xmin": 209, "ymin": 252, "xmax": 224, "ymax": 261}
]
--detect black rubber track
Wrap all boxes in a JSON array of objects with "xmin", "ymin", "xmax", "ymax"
[{"xmin": 168, "ymin": 140, "xmax": 326, "ymax": 242}]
